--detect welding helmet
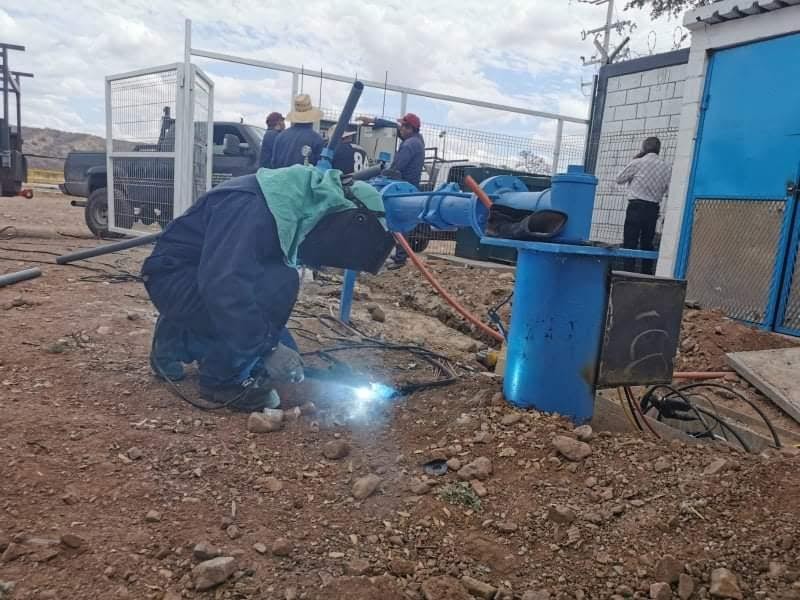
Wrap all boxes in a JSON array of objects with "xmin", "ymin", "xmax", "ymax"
[{"xmin": 298, "ymin": 182, "xmax": 395, "ymax": 274}]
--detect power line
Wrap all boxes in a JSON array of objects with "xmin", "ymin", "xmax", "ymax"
[{"xmin": 578, "ymin": 0, "xmax": 633, "ymax": 67}]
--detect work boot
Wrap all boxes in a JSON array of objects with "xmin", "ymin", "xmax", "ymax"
[
  {"xmin": 386, "ymin": 261, "xmax": 406, "ymax": 271},
  {"xmin": 150, "ymin": 316, "xmax": 186, "ymax": 381},
  {"xmin": 198, "ymin": 381, "xmax": 280, "ymax": 413}
]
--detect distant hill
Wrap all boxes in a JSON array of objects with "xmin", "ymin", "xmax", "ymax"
[{"xmin": 22, "ymin": 126, "xmax": 105, "ymax": 170}]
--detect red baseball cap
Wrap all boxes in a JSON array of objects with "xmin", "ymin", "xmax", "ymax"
[
  {"xmin": 398, "ymin": 113, "xmax": 421, "ymax": 130},
  {"xmin": 266, "ymin": 112, "xmax": 284, "ymax": 127}
]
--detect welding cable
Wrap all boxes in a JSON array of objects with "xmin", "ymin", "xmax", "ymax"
[
  {"xmin": 625, "ymin": 386, "xmax": 660, "ymax": 438},
  {"xmin": 393, "ymin": 232, "xmax": 504, "ymax": 343},
  {"xmin": 641, "ymin": 384, "xmax": 715, "ymax": 439},
  {"xmin": 623, "ymin": 386, "xmax": 644, "ymax": 432},
  {"xmin": 617, "ymin": 387, "xmax": 642, "ymax": 431},
  {"xmin": 487, "ymin": 292, "xmax": 513, "ymax": 340},
  {"xmin": 672, "ymin": 382, "xmax": 781, "ymax": 448}
]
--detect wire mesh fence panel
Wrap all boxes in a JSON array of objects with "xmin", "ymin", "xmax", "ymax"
[
  {"xmin": 685, "ymin": 198, "xmax": 786, "ymax": 325},
  {"xmin": 779, "ymin": 241, "xmax": 800, "ymax": 333},
  {"xmin": 192, "ymin": 72, "xmax": 212, "ymax": 202},
  {"xmin": 107, "ymin": 67, "xmax": 180, "ymax": 234},
  {"xmin": 591, "ymin": 128, "xmax": 677, "ymax": 245}
]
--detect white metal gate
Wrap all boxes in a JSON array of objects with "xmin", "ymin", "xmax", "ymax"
[{"xmin": 105, "ymin": 63, "xmax": 213, "ymax": 235}]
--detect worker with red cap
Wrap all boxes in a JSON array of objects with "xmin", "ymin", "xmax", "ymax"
[
  {"xmin": 259, "ymin": 111, "xmax": 285, "ymax": 168},
  {"xmin": 359, "ymin": 112, "xmax": 426, "ymax": 268}
]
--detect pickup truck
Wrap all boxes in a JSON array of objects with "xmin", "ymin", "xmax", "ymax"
[{"xmin": 61, "ymin": 115, "xmax": 268, "ymax": 236}]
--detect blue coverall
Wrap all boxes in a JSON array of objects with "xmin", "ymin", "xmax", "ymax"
[
  {"xmin": 270, "ymin": 123, "xmax": 324, "ymax": 168},
  {"xmin": 390, "ymin": 132, "xmax": 425, "ymax": 263},
  {"xmin": 258, "ymin": 128, "xmax": 281, "ymax": 169},
  {"xmin": 141, "ymin": 175, "xmax": 299, "ymax": 389}
]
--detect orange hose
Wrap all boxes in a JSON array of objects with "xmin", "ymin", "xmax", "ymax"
[
  {"xmin": 463, "ymin": 175, "xmax": 494, "ymax": 210},
  {"xmin": 394, "ymin": 233, "xmax": 504, "ymax": 343},
  {"xmin": 672, "ymin": 371, "xmax": 732, "ymax": 380}
]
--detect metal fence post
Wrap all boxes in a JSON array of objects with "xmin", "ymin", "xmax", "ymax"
[
  {"xmin": 400, "ymin": 92, "xmax": 408, "ymax": 116},
  {"xmin": 552, "ymin": 119, "xmax": 564, "ymax": 174},
  {"xmin": 291, "ymin": 73, "xmax": 299, "ymax": 108}
]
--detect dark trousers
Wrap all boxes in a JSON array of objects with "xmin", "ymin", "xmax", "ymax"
[
  {"xmin": 145, "ymin": 265, "xmax": 298, "ymax": 388},
  {"xmin": 622, "ymin": 199, "xmax": 659, "ymax": 274},
  {"xmin": 393, "ymin": 242, "xmax": 408, "ymax": 264}
]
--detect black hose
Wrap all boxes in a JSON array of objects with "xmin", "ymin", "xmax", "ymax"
[
  {"xmin": 324, "ymin": 81, "xmax": 364, "ymax": 158},
  {"xmin": 350, "ymin": 164, "xmax": 384, "ymax": 181},
  {"xmin": 56, "ymin": 232, "xmax": 160, "ymax": 264},
  {"xmin": 676, "ymin": 382, "xmax": 781, "ymax": 448}
]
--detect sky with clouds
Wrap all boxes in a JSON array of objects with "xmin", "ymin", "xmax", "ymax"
[{"xmin": 1, "ymin": 1, "xmax": 687, "ymax": 148}]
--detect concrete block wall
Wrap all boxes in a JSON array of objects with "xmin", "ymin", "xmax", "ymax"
[{"xmin": 602, "ymin": 64, "xmax": 685, "ymax": 133}]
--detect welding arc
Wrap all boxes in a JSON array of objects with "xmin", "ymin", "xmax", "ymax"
[{"xmin": 393, "ymin": 233, "xmax": 504, "ymax": 343}]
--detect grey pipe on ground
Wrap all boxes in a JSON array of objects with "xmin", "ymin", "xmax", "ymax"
[{"xmin": 0, "ymin": 267, "xmax": 42, "ymax": 288}]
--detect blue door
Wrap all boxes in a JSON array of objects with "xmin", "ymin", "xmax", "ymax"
[{"xmin": 677, "ymin": 32, "xmax": 800, "ymax": 333}]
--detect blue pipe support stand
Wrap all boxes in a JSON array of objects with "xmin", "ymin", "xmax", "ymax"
[{"xmin": 481, "ymin": 237, "xmax": 658, "ymax": 423}]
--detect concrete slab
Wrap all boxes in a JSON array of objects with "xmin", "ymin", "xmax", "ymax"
[{"xmin": 727, "ymin": 347, "xmax": 800, "ymax": 425}]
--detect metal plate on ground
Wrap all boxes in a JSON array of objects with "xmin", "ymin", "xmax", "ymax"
[
  {"xmin": 727, "ymin": 347, "xmax": 800, "ymax": 425},
  {"xmin": 597, "ymin": 272, "xmax": 687, "ymax": 387}
]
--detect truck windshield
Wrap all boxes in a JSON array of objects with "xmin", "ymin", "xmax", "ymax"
[{"xmin": 244, "ymin": 125, "xmax": 266, "ymax": 144}]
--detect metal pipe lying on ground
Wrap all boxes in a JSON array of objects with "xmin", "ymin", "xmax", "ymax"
[
  {"xmin": 0, "ymin": 267, "xmax": 42, "ymax": 288},
  {"xmin": 56, "ymin": 232, "xmax": 161, "ymax": 264}
]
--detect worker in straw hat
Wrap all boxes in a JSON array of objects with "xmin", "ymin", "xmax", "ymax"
[{"xmin": 270, "ymin": 94, "xmax": 324, "ymax": 169}]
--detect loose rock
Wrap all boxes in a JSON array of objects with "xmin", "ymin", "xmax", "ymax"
[
  {"xmin": 650, "ymin": 582, "xmax": 672, "ymax": 600},
  {"xmin": 193, "ymin": 542, "xmax": 222, "ymax": 561},
  {"xmin": 127, "ymin": 447, "xmax": 144, "ymax": 461},
  {"xmin": 654, "ymin": 555, "xmax": 684, "ymax": 584},
  {"xmin": 389, "ymin": 558, "xmax": 415, "ymax": 577},
  {"xmin": 422, "ymin": 576, "xmax": 471, "ymax": 600},
  {"xmin": 253, "ymin": 543, "xmax": 267, "ymax": 555},
  {"xmin": 369, "ymin": 305, "xmax": 386, "ymax": 322},
  {"xmin": 457, "ymin": 457, "xmax": 493, "ymax": 481},
  {"xmin": 461, "ymin": 575, "xmax": 497, "ymax": 599},
  {"xmin": 60, "ymin": 533, "xmax": 86, "ymax": 549},
  {"xmin": 704, "ymin": 458, "xmax": 728, "ymax": 476},
  {"xmin": 193, "ymin": 556, "xmax": 237, "ymax": 591},
  {"xmin": 247, "ymin": 411, "xmax": 284, "ymax": 433},
  {"xmin": 323, "ymin": 440, "xmax": 351, "ymax": 460},
  {"xmin": 1, "ymin": 543, "xmax": 31, "ymax": 563},
  {"xmin": 552, "ymin": 435, "xmax": 592, "ymax": 461},
  {"xmin": 446, "ymin": 458, "xmax": 462, "ymax": 471},
  {"xmin": 653, "ymin": 457, "xmax": 672, "ymax": 473},
  {"xmin": 263, "ymin": 476, "xmax": 284, "ymax": 493},
  {"xmin": 501, "ymin": 413, "xmax": 522, "ymax": 426},
  {"xmin": 225, "ymin": 525, "xmax": 241, "ymax": 540},
  {"xmin": 573, "ymin": 424, "xmax": 593, "ymax": 442},
  {"xmin": 470, "ymin": 480, "xmax": 488, "ymax": 498},
  {"xmin": 548, "ymin": 504, "xmax": 577, "ymax": 524},
  {"xmin": 678, "ymin": 574, "xmax": 695, "ymax": 600},
  {"xmin": 408, "ymin": 478, "xmax": 435, "ymax": 495},
  {"xmin": 522, "ymin": 592, "xmax": 551, "ymax": 600},
  {"xmin": 272, "ymin": 538, "xmax": 291, "ymax": 557},
  {"xmin": 345, "ymin": 558, "xmax": 371, "ymax": 576},
  {"xmin": 495, "ymin": 521, "xmax": 518, "ymax": 533},
  {"xmin": 710, "ymin": 568, "xmax": 742, "ymax": 599},
  {"xmin": 0, "ymin": 581, "xmax": 15, "ymax": 599},
  {"xmin": 145, "ymin": 510, "xmax": 162, "ymax": 523},
  {"xmin": 352, "ymin": 474, "xmax": 382, "ymax": 500}
]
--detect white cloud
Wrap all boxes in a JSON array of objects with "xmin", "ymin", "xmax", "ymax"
[{"xmin": 2, "ymin": 0, "xmax": 687, "ymax": 145}]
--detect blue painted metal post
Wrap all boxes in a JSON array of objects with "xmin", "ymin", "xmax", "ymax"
[
  {"xmin": 504, "ymin": 248, "xmax": 609, "ymax": 423},
  {"xmin": 340, "ymin": 269, "xmax": 357, "ymax": 322}
]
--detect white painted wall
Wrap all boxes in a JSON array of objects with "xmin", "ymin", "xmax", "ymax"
[{"xmin": 656, "ymin": 1, "xmax": 800, "ymax": 277}]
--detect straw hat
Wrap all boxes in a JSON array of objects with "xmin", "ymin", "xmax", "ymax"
[{"xmin": 287, "ymin": 94, "xmax": 323, "ymax": 124}]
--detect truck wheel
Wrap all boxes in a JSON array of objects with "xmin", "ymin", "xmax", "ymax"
[
  {"xmin": 85, "ymin": 187, "xmax": 133, "ymax": 238},
  {"xmin": 407, "ymin": 224, "xmax": 431, "ymax": 253}
]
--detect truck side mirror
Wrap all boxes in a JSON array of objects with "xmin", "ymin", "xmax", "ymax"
[{"xmin": 222, "ymin": 134, "xmax": 240, "ymax": 156}]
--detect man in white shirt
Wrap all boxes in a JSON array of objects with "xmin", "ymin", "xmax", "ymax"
[{"xmin": 615, "ymin": 136, "xmax": 672, "ymax": 274}]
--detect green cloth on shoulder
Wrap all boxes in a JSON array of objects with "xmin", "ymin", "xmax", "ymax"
[{"xmin": 255, "ymin": 165, "xmax": 385, "ymax": 266}]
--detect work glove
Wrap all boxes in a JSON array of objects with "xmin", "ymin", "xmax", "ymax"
[{"xmin": 261, "ymin": 343, "xmax": 304, "ymax": 384}]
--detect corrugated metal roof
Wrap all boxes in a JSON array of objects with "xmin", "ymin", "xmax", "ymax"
[{"xmin": 684, "ymin": 0, "xmax": 800, "ymax": 28}]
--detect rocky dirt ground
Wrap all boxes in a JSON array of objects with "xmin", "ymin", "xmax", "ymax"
[{"xmin": 1, "ymin": 190, "xmax": 799, "ymax": 600}]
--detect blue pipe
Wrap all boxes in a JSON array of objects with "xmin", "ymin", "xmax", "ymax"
[{"xmin": 340, "ymin": 269, "xmax": 357, "ymax": 322}]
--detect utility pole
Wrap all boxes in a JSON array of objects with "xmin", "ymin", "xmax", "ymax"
[{"xmin": 579, "ymin": 0, "xmax": 632, "ymax": 67}]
